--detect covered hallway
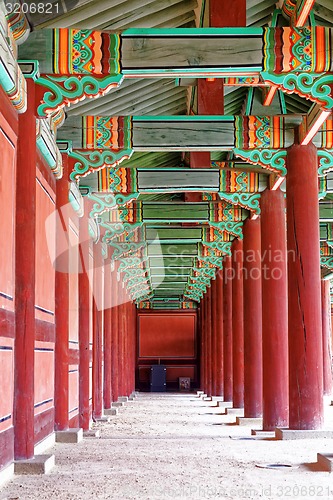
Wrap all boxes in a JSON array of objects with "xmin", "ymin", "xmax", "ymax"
[{"xmin": 2, "ymin": 393, "xmax": 333, "ymax": 499}]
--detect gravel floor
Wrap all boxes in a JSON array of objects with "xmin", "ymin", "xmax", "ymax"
[{"xmin": 1, "ymin": 393, "xmax": 333, "ymax": 499}]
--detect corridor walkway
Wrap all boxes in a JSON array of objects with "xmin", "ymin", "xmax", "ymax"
[{"xmin": 1, "ymin": 394, "xmax": 333, "ymax": 499}]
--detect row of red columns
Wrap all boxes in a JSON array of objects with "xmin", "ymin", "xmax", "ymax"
[
  {"xmin": 55, "ymin": 198, "xmax": 137, "ymax": 434},
  {"xmin": 200, "ymin": 142, "xmax": 333, "ymax": 431},
  {"xmin": 78, "ymin": 236, "xmax": 137, "ymax": 430},
  {"xmin": 14, "ymin": 79, "xmax": 137, "ymax": 460}
]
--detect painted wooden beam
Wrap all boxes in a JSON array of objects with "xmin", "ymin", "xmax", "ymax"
[{"xmin": 18, "ymin": 26, "xmax": 333, "ymax": 116}]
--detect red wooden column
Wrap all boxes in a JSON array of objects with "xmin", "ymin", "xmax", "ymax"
[
  {"xmin": 210, "ymin": 0, "xmax": 246, "ymax": 26},
  {"xmin": 223, "ymin": 256, "xmax": 233, "ymax": 402},
  {"xmin": 117, "ymin": 282, "xmax": 124, "ymax": 397},
  {"xmin": 103, "ymin": 259, "xmax": 112, "ymax": 409},
  {"xmin": 243, "ymin": 218, "xmax": 263, "ymax": 418},
  {"xmin": 287, "ymin": 143, "xmax": 323, "ymax": 429},
  {"xmin": 14, "ymin": 79, "xmax": 36, "ymax": 460},
  {"xmin": 92, "ymin": 243, "xmax": 103, "ymax": 419},
  {"xmin": 127, "ymin": 298, "xmax": 133, "ymax": 396},
  {"xmin": 199, "ymin": 302, "xmax": 204, "ymax": 390},
  {"xmin": 111, "ymin": 265, "xmax": 119, "ymax": 402},
  {"xmin": 321, "ymin": 279, "xmax": 333, "ymax": 396},
  {"xmin": 215, "ymin": 270, "xmax": 224, "ymax": 397},
  {"xmin": 200, "ymin": 296, "xmax": 206, "ymax": 391},
  {"xmin": 261, "ymin": 188, "xmax": 288, "ymax": 430},
  {"xmin": 205, "ymin": 293, "xmax": 210, "ymax": 394},
  {"xmin": 206, "ymin": 286, "xmax": 213, "ymax": 396},
  {"xmin": 123, "ymin": 292, "xmax": 129, "ymax": 397},
  {"xmin": 54, "ymin": 154, "xmax": 69, "ymax": 431},
  {"xmin": 210, "ymin": 278, "xmax": 217, "ymax": 396},
  {"xmin": 130, "ymin": 302, "xmax": 137, "ymax": 394},
  {"xmin": 232, "ymin": 239, "xmax": 244, "ymax": 409},
  {"xmin": 78, "ymin": 214, "xmax": 91, "ymax": 430}
]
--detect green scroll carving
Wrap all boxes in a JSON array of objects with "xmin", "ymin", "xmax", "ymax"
[
  {"xmin": 218, "ymin": 192, "xmax": 261, "ymax": 215},
  {"xmin": 234, "ymin": 148, "xmax": 287, "ymax": 176}
]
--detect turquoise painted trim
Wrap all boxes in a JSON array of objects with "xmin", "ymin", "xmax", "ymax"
[
  {"xmin": 57, "ymin": 140, "xmax": 73, "ymax": 154},
  {"xmin": 122, "ymin": 28, "xmax": 263, "ymax": 36},
  {"xmin": 308, "ymin": 11, "xmax": 316, "ymax": 26},
  {"xmin": 145, "ymin": 219, "xmax": 208, "ymax": 223},
  {"xmin": 271, "ymin": 9, "xmax": 281, "ymax": 27},
  {"xmin": 140, "ymin": 188, "xmax": 219, "ymax": 193},
  {"xmin": 133, "ymin": 115, "xmax": 234, "ymax": 122},
  {"xmin": 200, "ymin": 0, "xmax": 206, "ymax": 27},
  {"xmin": 17, "ymin": 60, "xmax": 40, "ymax": 80},
  {"xmin": 0, "ymin": 61, "xmax": 15, "ymax": 92},
  {"xmin": 245, "ymin": 87, "xmax": 254, "ymax": 116},
  {"xmin": 123, "ymin": 67, "xmax": 262, "ymax": 76},
  {"xmin": 279, "ymin": 90, "xmax": 287, "ymax": 115},
  {"xmin": 175, "ymin": 78, "xmax": 180, "ymax": 86},
  {"xmin": 36, "ymin": 136, "xmax": 56, "ymax": 168},
  {"xmin": 147, "ymin": 239, "xmax": 201, "ymax": 244},
  {"xmin": 69, "ymin": 191, "xmax": 81, "ymax": 214},
  {"xmin": 138, "ymin": 168, "xmax": 218, "ymax": 172}
]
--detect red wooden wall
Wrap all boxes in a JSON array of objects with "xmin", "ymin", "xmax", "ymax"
[
  {"xmin": 137, "ymin": 311, "xmax": 198, "ymax": 390},
  {"xmin": 34, "ymin": 162, "xmax": 56, "ymax": 445}
]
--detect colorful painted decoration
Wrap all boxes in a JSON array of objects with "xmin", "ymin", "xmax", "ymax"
[
  {"xmin": 69, "ymin": 147, "xmax": 133, "ymax": 181},
  {"xmin": 320, "ymin": 256, "xmax": 333, "ymax": 269},
  {"xmin": 264, "ymin": 27, "xmax": 332, "ymax": 74},
  {"xmin": 261, "ymin": 72, "xmax": 333, "ymax": 111},
  {"xmin": 197, "ymin": 255, "xmax": 224, "ymax": 269},
  {"xmin": 0, "ymin": 20, "xmax": 27, "ymax": 112},
  {"xmin": 235, "ymin": 116, "xmax": 286, "ymax": 149},
  {"xmin": 82, "ymin": 116, "xmax": 132, "ymax": 150},
  {"xmin": 88, "ymin": 192, "xmax": 139, "ymax": 218},
  {"xmin": 101, "ymin": 222, "xmax": 143, "ymax": 243},
  {"xmin": 110, "ymin": 241, "xmax": 146, "ymax": 259},
  {"xmin": 219, "ymin": 170, "xmax": 259, "ymax": 194},
  {"xmin": 320, "ymin": 115, "xmax": 333, "ymax": 149},
  {"xmin": 318, "ymin": 150, "xmax": 333, "ymax": 177},
  {"xmin": 209, "ymin": 221, "xmax": 243, "ymax": 239},
  {"xmin": 218, "ymin": 192, "xmax": 261, "ymax": 216},
  {"xmin": 234, "ymin": 148, "xmax": 287, "ymax": 176},
  {"xmin": 36, "ymin": 118, "xmax": 63, "ymax": 179},
  {"xmin": 202, "ymin": 241, "xmax": 232, "ymax": 255},
  {"xmin": 98, "ymin": 164, "xmax": 137, "ymax": 194},
  {"xmin": 6, "ymin": 7, "xmax": 30, "ymax": 44},
  {"xmin": 36, "ymin": 74, "xmax": 124, "ymax": 117},
  {"xmin": 53, "ymin": 29, "xmax": 121, "ymax": 75}
]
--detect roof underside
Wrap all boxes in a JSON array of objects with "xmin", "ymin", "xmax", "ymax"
[{"xmin": 20, "ymin": 0, "xmax": 333, "ymax": 306}]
